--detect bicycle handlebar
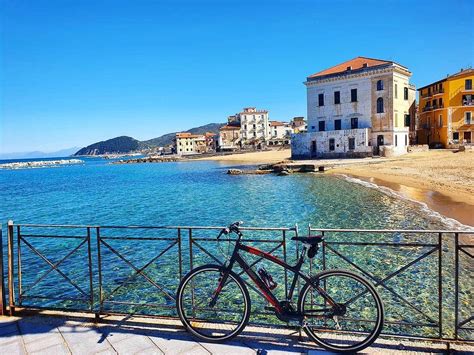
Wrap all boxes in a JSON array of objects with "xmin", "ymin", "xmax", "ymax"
[{"xmin": 217, "ymin": 221, "xmax": 244, "ymax": 240}]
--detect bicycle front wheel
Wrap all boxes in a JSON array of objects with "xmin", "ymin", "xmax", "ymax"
[
  {"xmin": 176, "ymin": 264, "xmax": 251, "ymax": 342},
  {"xmin": 298, "ymin": 269, "xmax": 384, "ymax": 353}
]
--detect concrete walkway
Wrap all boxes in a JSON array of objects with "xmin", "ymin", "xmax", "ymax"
[{"xmin": 0, "ymin": 313, "xmax": 472, "ymax": 354}]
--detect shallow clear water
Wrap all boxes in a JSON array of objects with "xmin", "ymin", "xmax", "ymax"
[
  {"xmin": 0, "ymin": 157, "xmax": 456, "ymax": 229},
  {"xmin": 0, "ymin": 158, "xmax": 472, "ymax": 340}
]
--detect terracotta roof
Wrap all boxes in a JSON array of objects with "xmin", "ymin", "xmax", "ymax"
[
  {"xmin": 175, "ymin": 132, "xmax": 200, "ymax": 139},
  {"xmin": 220, "ymin": 124, "xmax": 241, "ymax": 131},
  {"xmin": 308, "ymin": 57, "xmax": 395, "ymax": 79},
  {"xmin": 270, "ymin": 121, "xmax": 286, "ymax": 127}
]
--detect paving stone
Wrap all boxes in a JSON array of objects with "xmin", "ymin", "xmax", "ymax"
[
  {"xmin": 147, "ymin": 332, "xmax": 210, "ymax": 355},
  {"xmin": 107, "ymin": 333, "xmax": 161, "ymax": 355},
  {"xmin": 0, "ymin": 339, "xmax": 26, "ymax": 355},
  {"xmin": 0, "ymin": 321, "xmax": 18, "ymax": 336},
  {"xmin": 22, "ymin": 333, "xmax": 68, "ymax": 354},
  {"xmin": 199, "ymin": 340, "xmax": 256, "ymax": 355},
  {"xmin": 57, "ymin": 324, "xmax": 116, "ymax": 355},
  {"xmin": 29, "ymin": 343, "xmax": 71, "ymax": 355}
]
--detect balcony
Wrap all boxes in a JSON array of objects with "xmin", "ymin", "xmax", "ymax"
[
  {"xmin": 433, "ymin": 88, "xmax": 445, "ymax": 96},
  {"xmin": 432, "ymin": 103, "xmax": 444, "ymax": 110},
  {"xmin": 422, "ymin": 105, "xmax": 433, "ymax": 112},
  {"xmin": 462, "ymin": 99, "xmax": 474, "ymax": 107}
]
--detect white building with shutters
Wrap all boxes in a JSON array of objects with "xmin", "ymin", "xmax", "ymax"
[{"xmin": 292, "ymin": 57, "xmax": 416, "ymax": 159}]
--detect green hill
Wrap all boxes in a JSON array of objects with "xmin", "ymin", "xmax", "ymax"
[
  {"xmin": 74, "ymin": 123, "xmax": 225, "ymax": 156},
  {"xmin": 74, "ymin": 136, "xmax": 140, "ymax": 156}
]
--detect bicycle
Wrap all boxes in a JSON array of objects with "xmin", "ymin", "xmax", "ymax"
[{"xmin": 176, "ymin": 222, "xmax": 384, "ymax": 353}]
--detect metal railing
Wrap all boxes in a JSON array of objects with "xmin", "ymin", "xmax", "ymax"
[{"xmin": 1, "ymin": 221, "xmax": 473, "ymax": 343}]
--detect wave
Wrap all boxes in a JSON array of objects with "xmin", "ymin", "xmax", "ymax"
[
  {"xmin": 340, "ymin": 174, "xmax": 471, "ymax": 230},
  {"xmin": 0, "ymin": 159, "xmax": 84, "ymax": 170}
]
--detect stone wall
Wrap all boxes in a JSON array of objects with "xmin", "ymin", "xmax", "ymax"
[{"xmin": 291, "ymin": 128, "xmax": 372, "ymax": 159}]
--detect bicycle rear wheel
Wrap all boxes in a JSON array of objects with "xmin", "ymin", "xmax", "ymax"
[
  {"xmin": 298, "ymin": 269, "xmax": 384, "ymax": 353},
  {"xmin": 176, "ymin": 264, "xmax": 251, "ymax": 342}
]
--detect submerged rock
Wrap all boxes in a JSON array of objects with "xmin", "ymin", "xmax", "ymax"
[{"xmin": 227, "ymin": 169, "xmax": 243, "ymax": 175}]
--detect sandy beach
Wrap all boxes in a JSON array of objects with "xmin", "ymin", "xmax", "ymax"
[
  {"xmin": 197, "ymin": 149, "xmax": 292, "ymax": 164},
  {"xmin": 200, "ymin": 149, "xmax": 474, "ymax": 226}
]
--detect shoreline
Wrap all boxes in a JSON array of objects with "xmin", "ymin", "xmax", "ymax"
[
  {"xmin": 201, "ymin": 149, "xmax": 473, "ymax": 227},
  {"xmin": 337, "ymin": 173, "xmax": 474, "ymax": 227}
]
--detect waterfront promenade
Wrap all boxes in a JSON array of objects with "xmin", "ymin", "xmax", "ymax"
[{"xmin": 1, "ymin": 312, "xmax": 473, "ymax": 354}]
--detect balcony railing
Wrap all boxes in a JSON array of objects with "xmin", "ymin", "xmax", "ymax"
[
  {"xmin": 462, "ymin": 100, "xmax": 474, "ymax": 107},
  {"xmin": 423, "ymin": 106, "xmax": 433, "ymax": 112}
]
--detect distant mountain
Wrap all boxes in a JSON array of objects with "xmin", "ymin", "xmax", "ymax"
[
  {"xmin": 0, "ymin": 147, "xmax": 81, "ymax": 160},
  {"xmin": 139, "ymin": 123, "xmax": 224, "ymax": 149},
  {"xmin": 74, "ymin": 136, "xmax": 139, "ymax": 156}
]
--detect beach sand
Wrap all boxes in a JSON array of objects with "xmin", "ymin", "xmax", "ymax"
[
  {"xmin": 197, "ymin": 149, "xmax": 291, "ymax": 164},
  {"xmin": 200, "ymin": 149, "xmax": 474, "ymax": 226}
]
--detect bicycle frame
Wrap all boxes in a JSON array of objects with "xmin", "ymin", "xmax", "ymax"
[{"xmin": 211, "ymin": 234, "xmax": 337, "ymax": 316}]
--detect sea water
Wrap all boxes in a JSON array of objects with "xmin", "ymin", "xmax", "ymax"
[{"xmin": 0, "ymin": 157, "xmax": 472, "ymax": 339}]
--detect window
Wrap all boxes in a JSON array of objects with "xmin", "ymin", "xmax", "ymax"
[
  {"xmin": 318, "ymin": 121, "xmax": 325, "ymax": 132},
  {"xmin": 348, "ymin": 137, "xmax": 355, "ymax": 150},
  {"xmin": 335, "ymin": 119, "xmax": 341, "ymax": 130},
  {"xmin": 376, "ymin": 80, "xmax": 384, "ymax": 91},
  {"xmin": 395, "ymin": 84, "xmax": 398, "ymax": 99},
  {"xmin": 466, "ymin": 79, "xmax": 473, "ymax": 90},
  {"xmin": 439, "ymin": 98, "xmax": 443, "ymax": 107},
  {"xmin": 453, "ymin": 132, "xmax": 459, "ymax": 141},
  {"xmin": 404, "ymin": 114, "xmax": 410, "ymax": 127},
  {"xmin": 351, "ymin": 89, "xmax": 357, "ymax": 102},
  {"xmin": 466, "ymin": 112, "xmax": 472, "ymax": 124},
  {"xmin": 334, "ymin": 91, "xmax": 340, "ymax": 104},
  {"xmin": 395, "ymin": 135, "xmax": 398, "ymax": 147},
  {"xmin": 318, "ymin": 93, "xmax": 324, "ymax": 106},
  {"xmin": 405, "ymin": 135, "xmax": 408, "ymax": 146},
  {"xmin": 311, "ymin": 126, "xmax": 315, "ymax": 130},
  {"xmin": 404, "ymin": 87, "xmax": 409, "ymax": 100},
  {"xmin": 329, "ymin": 138, "xmax": 335, "ymax": 151},
  {"xmin": 377, "ymin": 97, "xmax": 384, "ymax": 113},
  {"xmin": 439, "ymin": 115, "xmax": 443, "ymax": 127},
  {"xmin": 351, "ymin": 117, "xmax": 358, "ymax": 129}
]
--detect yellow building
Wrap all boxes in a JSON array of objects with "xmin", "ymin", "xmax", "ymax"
[{"xmin": 417, "ymin": 68, "xmax": 474, "ymax": 146}]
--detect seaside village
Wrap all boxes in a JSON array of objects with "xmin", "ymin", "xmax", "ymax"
[{"xmin": 171, "ymin": 57, "xmax": 474, "ymax": 159}]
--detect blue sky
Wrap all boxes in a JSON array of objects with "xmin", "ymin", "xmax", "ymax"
[{"xmin": 1, "ymin": 0, "xmax": 473, "ymax": 153}]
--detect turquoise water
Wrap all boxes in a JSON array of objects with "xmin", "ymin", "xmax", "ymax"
[
  {"xmin": 0, "ymin": 158, "xmax": 472, "ymax": 339},
  {"xmin": 0, "ymin": 157, "xmax": 454, "ymax": 229}
]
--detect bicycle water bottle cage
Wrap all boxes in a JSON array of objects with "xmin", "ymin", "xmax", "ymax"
[{"xmin": 257, "ymin": 267, "xmax": 277, "ymax": 290}]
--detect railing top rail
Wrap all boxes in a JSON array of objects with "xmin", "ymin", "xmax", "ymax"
[
  {"xmin": 10, "ymin": 223, "xmax": 296, "ymax": 231},
  {"xmin": 310, "ymin": 228, "xmax": 474, "ymax": 234},
  {"xmin": 6, "ymin": 222, "xmax": 474, "ymax": 234}
]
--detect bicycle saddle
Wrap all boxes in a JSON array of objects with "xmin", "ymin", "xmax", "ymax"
[{"xmin": 291, "ymin": 235, "xmax": 324, "ymax": 244}]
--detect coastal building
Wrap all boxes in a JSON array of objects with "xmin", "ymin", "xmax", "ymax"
[
  {"xmin": 292, "ymin": 57, "xmax": 416, "ymax": 159},
  {"xmin": 174, "ymin": 132, "xmax": 216, "ymax": 155},
  {"xmin": 291, "ymin": 117, "xmax": 307, "ymax": 133},
  {"xmin": 417, "ymin": 68, "xmax": 474, "ymax": 147},
  {"xmin": 268, "ymin": 121, "xmax": 293, "ymax": 145},
  {"xmin": 218, "ymin": 124, "xmax": 241, "ymax": 151},
  {"xmin": 238, "ymin": 107, "xmax": 271, "ymax": 147}
]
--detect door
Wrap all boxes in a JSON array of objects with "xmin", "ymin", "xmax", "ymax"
[
  {"xmin": 376, "ymin": 135, "xmax": 384, "ymax": 155},
  {"xmin": 464, "ymin": 132, "xmax": 472, "ymax": 143},
  {"xmin": 311, "ymin": 140, "xmax": 317, "ymax": 158}
]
